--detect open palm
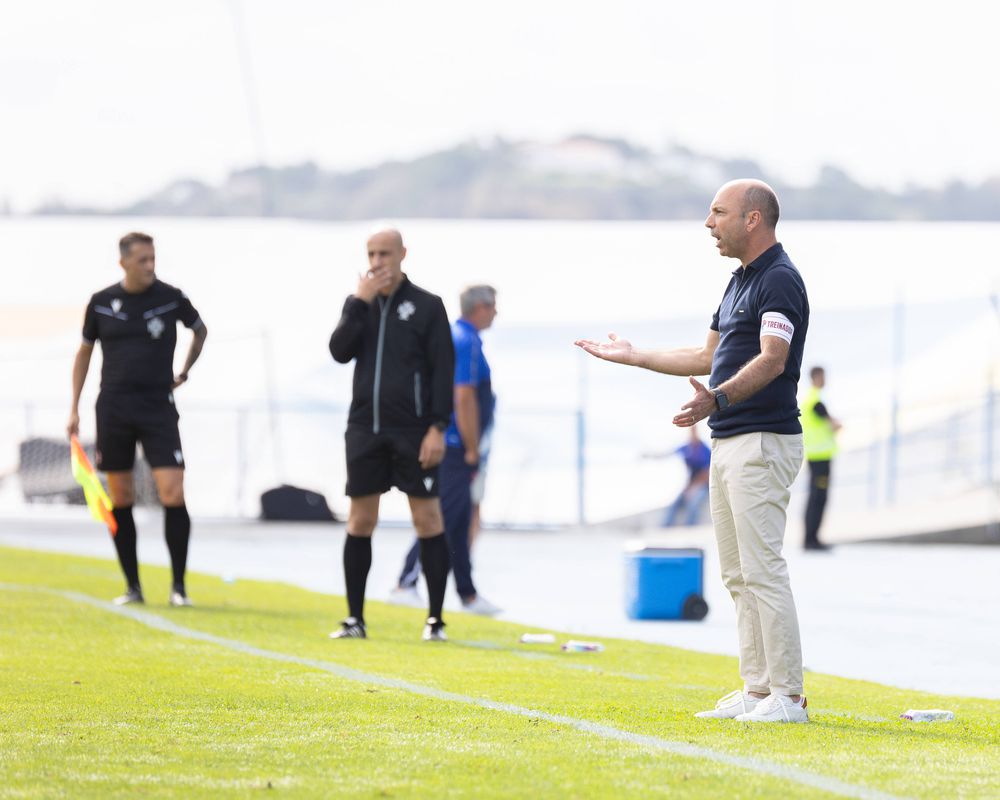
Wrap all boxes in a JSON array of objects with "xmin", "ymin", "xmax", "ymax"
[{"xmin": 573, "ymin": 332, "xmax": 634, "ymax": 364}]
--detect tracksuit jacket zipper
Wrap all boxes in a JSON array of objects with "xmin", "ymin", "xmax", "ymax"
[{"xmin": 372, "ymin": 293, "xmax": 395, "ymax": 434}]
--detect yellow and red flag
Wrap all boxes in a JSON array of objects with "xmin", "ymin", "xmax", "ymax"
[{"xmin": 70, "ymin": 435, "xmax": 117, "ymax": 536}]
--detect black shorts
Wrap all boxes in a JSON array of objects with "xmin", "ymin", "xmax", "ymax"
[
  {"xmin": 95, "ymin": 390, "xmax": 185, "ymax": 472},
  {"xmin": 345, "ymin": 426, "xmax": 438, "ymax": 498}
]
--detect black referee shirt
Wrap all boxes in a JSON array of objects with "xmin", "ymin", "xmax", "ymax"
[{"xmin": 82, "ymin": 280, "xmax": 202, "ymax": 392}]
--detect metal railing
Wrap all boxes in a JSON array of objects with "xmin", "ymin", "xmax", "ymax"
[{"xmin": 2, "ymin": 387, "xmax": 997, "ymax": 527}]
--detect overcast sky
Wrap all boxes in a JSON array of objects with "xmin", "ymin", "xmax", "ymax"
[{"xmin": 2, "ymin": 0, "xmax": 998, "ymax": 210}]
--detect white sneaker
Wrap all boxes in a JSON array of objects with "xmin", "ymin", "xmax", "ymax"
[
  {"xmin": 422, "ymin": 617, "xmax": 447, "ymax": 642},
  {"xmin": 462, "ymin": 595, "xmax": 502, "ymax": 616},
  {"xmin": 694, "ymin": 690, "xmax": 762, "ymax": 719},
  {"xmin": 388, "ymin": 585, "xmax": 424, "ymax": 608},
  {"xmin": 736, "ymin": 693, "xmax": 809, "ymax": 723},
  {"xmin": 169, "ymin": 590, "xmax": 193, "ymax": 607}
]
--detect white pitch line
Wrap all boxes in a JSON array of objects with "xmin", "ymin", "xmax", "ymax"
[
  {"xmin": 460, "ymin": 641, "xmax": 892, "ymax": 720},
  {"xmin": 2, "ymin": 584, "xmax": 907, "ymax": 800},
  {"xmin": 456, "ymin": 639, "xmax": 663, "ymax": 683}
]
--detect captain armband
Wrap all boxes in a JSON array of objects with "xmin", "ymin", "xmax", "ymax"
[{"xmin": 760, "ymin": 311, "xmax": 794, "ymax": 344}]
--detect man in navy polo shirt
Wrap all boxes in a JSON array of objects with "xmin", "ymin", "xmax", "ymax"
[{"xmin": 576, "ymin": 179, "xmax": 810, "ymax": 723}]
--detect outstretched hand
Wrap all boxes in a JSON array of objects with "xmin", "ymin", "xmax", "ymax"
[
  {"xmin": 673, "ymin": 377, "xmax": 716, "ymax": 427},
  {"xmin": 573, "ymin": 332, "xmax": 634, "ymax": 365}
]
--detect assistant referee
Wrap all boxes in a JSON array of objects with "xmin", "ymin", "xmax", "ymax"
[
  {"xmin": 68, "ymin": 232, "xmax": 207, "ymax": 606},
  {"xmin": 329, "ymin": 228, "xmax": 455, "ymax": 642}
]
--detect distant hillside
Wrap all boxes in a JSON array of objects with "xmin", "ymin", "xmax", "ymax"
[{"xmin": 36, "ymin": 136, "xmax": 1000, "ymax": 221}]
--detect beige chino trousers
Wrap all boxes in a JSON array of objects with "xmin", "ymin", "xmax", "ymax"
[{"xmin": 710, "ymin": 431, "xmax": 804, "ymax": 696}]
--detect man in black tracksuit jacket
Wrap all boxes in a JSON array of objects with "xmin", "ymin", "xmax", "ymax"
[{"xmin": 328, "ymin": 228, "xmax": 455, "ymax": 642}]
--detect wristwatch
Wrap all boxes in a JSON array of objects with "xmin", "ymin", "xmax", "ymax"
[
  {"xmin": 712, "ymin": 388, "xmax": 730, "ymax": 411},
  {"xmin": 432, "ymin": 421, "xmax": 449, "ymax": 432}
]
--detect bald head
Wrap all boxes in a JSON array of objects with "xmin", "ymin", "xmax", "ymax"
[
  {"xmin": 366, "ymin": 227, "xmax": 407, "ymax": 296},
  {"xmin": 720, "ymin": 179, "xmax": 780, "ymax": 230},
  {"xmin": 705, "ymin": 179, "xmax": 781, "ymax": 265},
  {"xmin": 367, "ymin": 227, "xmax": 404, "ymax": 250}
]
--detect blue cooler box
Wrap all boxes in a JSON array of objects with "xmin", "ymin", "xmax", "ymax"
[{"xmin": 625, "ymin": 547, "xmax": 709, "ymax": 621}]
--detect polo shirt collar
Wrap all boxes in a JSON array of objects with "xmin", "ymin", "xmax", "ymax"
[
  {"xmin": 456, "ymin": 317, "xmax": 479, "ymax": 337},
  {"xmin": 733, "ymin": 242, "xmax": 784, "ymax": 275}
]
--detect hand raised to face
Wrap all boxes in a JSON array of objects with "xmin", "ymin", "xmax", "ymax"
[{"xmin": 355, "ymin": 267, "xmax": 395, "ymax": 303}]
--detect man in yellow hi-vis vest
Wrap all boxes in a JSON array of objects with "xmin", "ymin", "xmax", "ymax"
[{"xmin": 802, "ymin": 366, "xmax": 841, "ymax": 550}]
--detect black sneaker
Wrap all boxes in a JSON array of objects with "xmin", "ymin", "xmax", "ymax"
[
  {"xmin": 113, "ymin": 586, "xmax": 144, "ymax": 606},
  {"xmin": 804, "ymin": 541, "xmax": 833, "ymax": 552},
  {"xmin": 329, "ymin": 617, "xmax": 367, "ymax": 639},
  {"xmin": 422, "ymin": 617, "xmax": 447, "ymax": 642}
]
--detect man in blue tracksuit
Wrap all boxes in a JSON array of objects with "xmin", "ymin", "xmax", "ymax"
[{"xmin": 393, "ymin": 285, "xmax": 501, "ymax": 616}]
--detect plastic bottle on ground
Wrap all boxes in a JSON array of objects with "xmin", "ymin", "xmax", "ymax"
[
  {"xmin": 561, "ymin": 640, "xmax": 605, "ymax": 652},
  {"xmin": 900, "ymin": 709, "xmax": 955, "ymax": 722}
]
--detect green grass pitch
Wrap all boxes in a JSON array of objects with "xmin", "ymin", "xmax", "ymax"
[{"xmin": 0, "ymin": 545, "xmax": 997, "ymax": 799}]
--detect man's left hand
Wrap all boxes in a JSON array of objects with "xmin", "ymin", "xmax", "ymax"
[
  {"xmin": 673, "ymin": 377, "xmax": 716, "ymax": 428},
  {"xmin": 172, "ymin": 372, "xmax": 188, "ymax": 389},
  {"xmin": 419, "ymin": 426, "xmax": 446, "ymax": 469}
]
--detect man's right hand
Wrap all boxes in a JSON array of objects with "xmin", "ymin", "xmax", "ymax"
[
  {"xmin": 355, "ymin": 268, "xmax": 393, "ymax": 303},
  {"xmin": 573, "ymin": 332, "xmax": 635, "ymax": 365},
  {"xmin": 66, "ymin": 410, "xmax": 80, "ymax": 439}
]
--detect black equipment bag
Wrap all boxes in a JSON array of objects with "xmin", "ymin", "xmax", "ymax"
[{"xmin": 260, "ymin": 484, "xmax": 337, "ymax": 522}]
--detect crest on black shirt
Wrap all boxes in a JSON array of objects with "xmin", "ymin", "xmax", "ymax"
[
  {"xmin": 147, "ymin": 316, "xmax": 165, "ymax": 339},
  {"xmin": 111, "ymin": 298, "xmax": 122, "ymax": 314},
  {"xmin": 397, "ymin": 300, "xmax": 416, "ymax": 321}
]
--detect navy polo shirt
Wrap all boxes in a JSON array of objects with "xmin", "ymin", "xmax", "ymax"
[{"xmin": 708, "ymin": 243, "xmax": 809, "ymax": 438}]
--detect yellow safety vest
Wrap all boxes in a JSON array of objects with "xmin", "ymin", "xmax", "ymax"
[{"xmin": 802, "ymin": 386, "xmax": 837, "ymax": 461}]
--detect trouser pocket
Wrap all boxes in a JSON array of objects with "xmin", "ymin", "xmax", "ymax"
[{"xmin": 761, "ymin": 433, "xmax": 804, "ymax": 489}]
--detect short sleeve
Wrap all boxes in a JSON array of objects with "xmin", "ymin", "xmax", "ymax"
[
  {"xmin": 178, "ymin": 290, "xmax": 202, "ymax": 329},
  {"xmin": 813, "ymin": 401, "xmax": 830, "ymax": 419},
  {"xmin": 82, "ymin": 297, "xmax": 98, "ymax": 344},
  {"xmin": 710, "ymin": 305, "xmax": 721, "ymax": 332},
  {"xmin": 453, "ymin": 333, "xmax": 479, "ymax": 386},
  {"xmin": 757, "ymin": 268, "xmax": 806, "ymax": 329}
]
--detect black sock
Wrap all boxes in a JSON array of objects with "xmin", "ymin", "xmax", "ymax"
[
  {"xmin": 111, "ymin": 506, "xmax": 140, "ymax": 590},
  {"xmin": 343, "ymin": 534, "xmax": 372, "ymax": 622},
  {"xmin": 164, "ymin": 505, "xmax": 191, "ymax": 592},
  {"xmin": 419, "ymin": 533, "xmax": 449, "ymax": 621}
]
